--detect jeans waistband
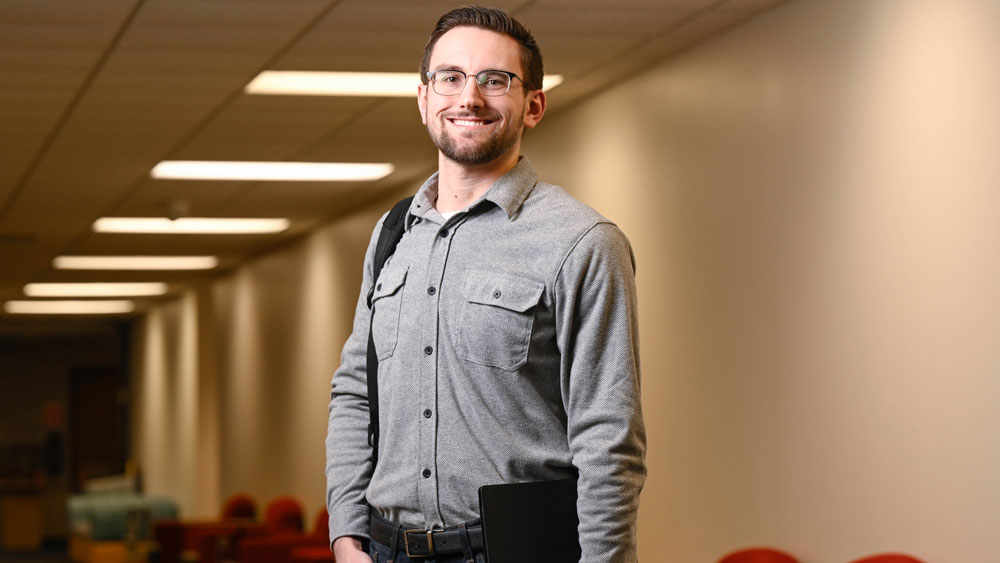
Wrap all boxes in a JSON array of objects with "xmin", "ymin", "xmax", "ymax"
[{"xmin": 370, "ymin": 510, "xmax": 484, "ymax": 559}]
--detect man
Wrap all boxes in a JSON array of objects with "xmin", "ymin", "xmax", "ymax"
[{"xmin": 326, "ymin": 6, "xmax": 646, "ymax": 563}]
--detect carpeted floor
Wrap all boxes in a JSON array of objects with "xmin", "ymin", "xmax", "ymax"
[{"xmin": 0, "ymin": 546, "xmax": 70, "ymax": 563}]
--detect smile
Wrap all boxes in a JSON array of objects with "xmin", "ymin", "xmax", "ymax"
[{"xmin": 447, "ymin": 118, "xmax": 496, "ymax": 128}]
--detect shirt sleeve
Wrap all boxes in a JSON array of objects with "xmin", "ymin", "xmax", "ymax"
[
  {"xmin": 555, "ymin": 221, "xmax": 647, "ymax": 563},
  {"xmin": 325, "ymin": 218, "xmax": 384, "ymax": 546}
]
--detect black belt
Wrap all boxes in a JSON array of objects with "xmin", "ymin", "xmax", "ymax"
[{"xmin": 370, "ymin": 512, "xmax": 485, "ymax": 558}]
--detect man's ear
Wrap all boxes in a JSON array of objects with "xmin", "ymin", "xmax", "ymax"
[
  {"xmin": 417, "ymin": 83, "xmax": 428, "ymax": 125},
  {"xmin": 522, "ymin": 89, "xmax": 546, "ymax": 130}
]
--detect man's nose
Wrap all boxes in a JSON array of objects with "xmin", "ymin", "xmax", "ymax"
[{"xmin": 458, "ymin": 78, "xmax": 486, "ymax": 109}]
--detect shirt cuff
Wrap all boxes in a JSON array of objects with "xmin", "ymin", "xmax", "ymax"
[{"xmin": 328, "ymin": 504, "xmax": 371, "ymax": 546}]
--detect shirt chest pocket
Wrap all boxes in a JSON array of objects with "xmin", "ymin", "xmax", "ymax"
[
  {"xmin": 371, "ymin": 265, "xmax": 408, "ymax": 360},
  {"xmin": 454, "ymin": 270, "xmax": 544, "ymax": 371}
]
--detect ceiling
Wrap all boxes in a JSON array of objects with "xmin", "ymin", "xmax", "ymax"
[{"xmin": 0, "ymin": 0, "xmax": 789, "ymax": 331}]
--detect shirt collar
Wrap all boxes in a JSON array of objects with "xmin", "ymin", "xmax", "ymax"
[{"xmin": 406, "ymin": 157, "xmax": 538, "ymax": 230}]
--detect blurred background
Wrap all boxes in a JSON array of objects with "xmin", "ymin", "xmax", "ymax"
[{"xmin": 2, "ymin": 0, "xmax": 998, "ymax": 561}]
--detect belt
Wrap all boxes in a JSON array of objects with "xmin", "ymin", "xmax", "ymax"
[{"xmin": 369, "ymin": 513, "xmax": 485, "ymax": 558}]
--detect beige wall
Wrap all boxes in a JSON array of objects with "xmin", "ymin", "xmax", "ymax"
[
  {"xmin": 527, "ymin": 0, "xmax": 1000, "ymax": 561},
  {"xmin": 132, "ymin": 206, "xmax": 387, "ymax": 521},
  {"xmin": 132, "ymin": 290, "xmax": 201, "ymax": 515},
  {"xmin": 132, "ymin": 0, "xmax": 1000, "ymax": 560}
]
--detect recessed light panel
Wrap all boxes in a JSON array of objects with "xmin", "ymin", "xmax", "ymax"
[
  {"xmin": 24, "ymin": 283, "xmax": 168, "ymax": 297},
  {"xmin": 53, "ymin": 256, "xmax": 219, "ymax": 270},
  {"xmin": 4, "ymin": 300, "xmax": 135, "ymax": 315},
  {"xmin": 246, "ymin": 71, "xmax": 420, "ymax": 97},
  {"xmin": 93, "ymin": 217, "xmax": 290, "ymax": 234},
  {"xmin": 150, "ymin": 161, "xmax": 394, "ymax": 182},
  {"xmin": 541, "ymin": 75, "xmax": 564, "ymax": 91},
  {"xmin": 245, "ymin": 71, "xmax": 565, "ymax": 95}
]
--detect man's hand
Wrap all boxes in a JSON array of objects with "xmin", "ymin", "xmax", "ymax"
[{"xmin": 333, "ymin": 535, "xmax": 372, "ymax": 563}]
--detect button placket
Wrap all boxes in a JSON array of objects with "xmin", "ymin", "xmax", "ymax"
[{"xmin": 416, "ymin": 216, "xmax": 452, "ymax": 526}]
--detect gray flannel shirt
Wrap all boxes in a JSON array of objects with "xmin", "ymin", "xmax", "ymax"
[{"xmin": 326, "ymin": 158, "xmax": 646, "ymax": 562}]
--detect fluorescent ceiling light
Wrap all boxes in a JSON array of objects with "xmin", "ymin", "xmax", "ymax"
[
  {"xmin": 4, "ymin": 300, "xmax": 135, "ymax": 315},
  {"xmin": 53, "ymin": 256, "xmax": 219, "ymax": 271},
  {"xmin": 93, "ymin": 217, "xmax": 290, "ymax": 234},
  {"xmin": 151, "ymin": 161, "xmax": 394, "ymax": 182},
  {"xmin": 247, "ymin": 71, "xmax": 420, "ymax": 97},
  {"xmin": 541, "ymin": 75, "xmax": 564, "ymax": 92},
  {"xmin": 24, "ymin": 283, "xmax": 168, "ymax": 297},
  {"xmin": 245, "ymin": 71, "xmax": 565, "ymax": 96}
]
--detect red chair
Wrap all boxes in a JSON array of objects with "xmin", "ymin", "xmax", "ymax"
[
  {"xmin": 221, "ymin": 493, "xmax": 257, "ymax": 519},
  {"xmin": 238, "ymin": 508, "xmax": 330, "ymax": 563},
  {"xmin": 265, "ymin": 496, "xmax": 305, "ymax": 532},
  {"xmin": 291, "ymin": 544, "xmax": 335, "ymax": 563},
  {"xmin": 152, "ymin": 494, "xmax": 264, "ymax": 563},
  {"xmin": 718, "ymin": 547, "xmax": 800, "ymax": 563},
  {"xmin": 188, "ymin": 497, "xmax": 303, "ymax": 563},
  {"xmin": 850, "ymin": 554, "xmax": 925, "ymax": 563},
  {"xmin": 189, "ymin": 522, "xmax": 271, "ymax": 563}
]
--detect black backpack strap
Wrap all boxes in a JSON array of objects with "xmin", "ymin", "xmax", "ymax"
[{"xmin": 366, "ymin": 196, "xmax": 413, "ymax": 470}]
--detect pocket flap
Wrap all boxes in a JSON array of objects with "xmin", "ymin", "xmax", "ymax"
[
  {"xmin": 372, "ymin": 266, "xmax": 408, "ymax": 301},
  {"xmin": 462, "ymin": 270, "xmax": 543, "ymax": 313}
]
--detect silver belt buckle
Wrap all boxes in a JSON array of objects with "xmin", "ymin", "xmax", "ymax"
[{"xmin": 404, "ymin": 528, "xmax": 434, "ymax": 558}]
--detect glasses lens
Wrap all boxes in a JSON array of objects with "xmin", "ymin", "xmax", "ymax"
[
  {"xmin": 432, "ymin": 70, "xmax": 466, "ymax": 95},
  {"xmin": 476, "ymin": 71, "xmax": 511, "ymax": 96}
]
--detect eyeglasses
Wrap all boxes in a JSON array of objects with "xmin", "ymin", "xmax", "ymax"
[{"xmin": 425, "ymin": 69, "xmax": 523, "ymax": 97}]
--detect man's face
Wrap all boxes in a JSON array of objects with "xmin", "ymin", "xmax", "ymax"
[{"xmin": 418, "ymin": 26, "xmax": 544, "ymax": 167}]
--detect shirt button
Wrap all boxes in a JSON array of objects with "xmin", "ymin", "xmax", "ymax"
[
  {"xmin": 422, "ymin": 469, "xmax": 432, "ymax": 478},
  {"xmin": 427, "ymin": 286, "xmax": 436, "ymax": 295},
  {"xmin": 376, "ymin": 283, "xmax": 382, "ymax": 291},
  {"xmin": 424, "ymin": 346, "xmax": 433, "ymax": 355},
  {"xmin": 492, "ymin": 290, "xmax": 502, "ymax": 299},
  {"xmin": 439, "ymin": 229, "xmax": 448, "ymax": 238},
  {"xmin": 423, "ymin": 409, "xmax": 432, "ymax": 418}
]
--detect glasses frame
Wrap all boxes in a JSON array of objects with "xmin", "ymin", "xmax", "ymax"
[{"xmin": 424, "ymin": 69, "xmax": 523, "ymax": 97}]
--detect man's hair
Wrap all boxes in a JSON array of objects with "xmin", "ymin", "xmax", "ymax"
[{"xmin": 420, "ymin": 6, "xmax": 544, "ymax": 91}]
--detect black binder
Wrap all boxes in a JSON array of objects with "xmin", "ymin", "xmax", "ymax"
[{"xmin": 478, "ymin": 478, "xmax": 581, "ymax": 563}]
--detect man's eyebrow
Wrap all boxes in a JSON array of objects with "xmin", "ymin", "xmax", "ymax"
[{"xmin": 431, "ymin": 65, "xmax": 514, "ymax": 75}]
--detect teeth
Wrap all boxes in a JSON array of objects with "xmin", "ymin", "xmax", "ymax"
[{"xmin": 452, "ymin": 119, "xmax": 486, "ymax": 127}]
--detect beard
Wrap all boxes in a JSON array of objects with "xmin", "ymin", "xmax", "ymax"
[{"xmin": 428, "ymin": 110, "xmax": 524, "ymax": 166}]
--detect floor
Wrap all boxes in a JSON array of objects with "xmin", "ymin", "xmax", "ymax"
[{"xmin": 0, "ymin": 545, "xmax": 70, "ymax": 563}]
